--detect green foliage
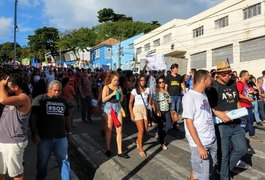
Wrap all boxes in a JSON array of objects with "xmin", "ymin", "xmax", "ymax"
[
  {"xmin": 0, "ymin": 42, "xmax": 22, "ymax": 63},
  {"xmin": 97, "ymin": 8, "xmax": 133, "ymax": 23},
  {"xmin": 28, "ymin": 26, "xmax": 60, "ymax": 60},
  {"xmin": 94, "ymin": 21, "xmax": 159, "ymax": 42}
]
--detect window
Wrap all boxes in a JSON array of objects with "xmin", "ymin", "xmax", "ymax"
[
  {"xmin": 193, "ymin": 26, "xmax": 204, "ymax": 38},
  {"xmin": 128, "ymin": 43, "xmax": 134, "ymax": 49},
  {"xmin": 243, "ymin": 3, "xmax": 261, "ymax": 20},
  {"xmin": 153, "ymin": 39, "xmax": 160, "ymax": 47},
  {"xmin": 212, "ymin": 45, "xmax": 233, "ymax": 66},
  {"xmin": 95, "ymin": 49, "xmax": 100, "ymax": 58},
  {"xmin": 163, "ymin": 33, "xmax": 172, "ymax": 44},
  {"xmin": 240, "ymin": 36, "xmax": 265, "ymax": 62},
  {"xmin": 144, "ymin": 43, "xmax": 150, "ymax": 51},
  {"xmin": 215, "ymin": 16, "xmax": 228, "ymax": 29},
  {"xmin": 105, "ymin": 48, "xmax": 112, "ymax": 59},
  {"xmin": 190, "ymin": 51, "xmax": 206, "ymax": 69},
  {"xmin": 136, "ymin": 47, "xmax": 142, "ymax": 54}
]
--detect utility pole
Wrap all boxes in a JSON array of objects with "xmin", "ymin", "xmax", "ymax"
[
  {"xmin": 118, "ymin": 35, "xmax": 122, "ymax": 68},
  {"xmin": 13, "ymin": 0, "xmax": 18, "ymax": 62}
]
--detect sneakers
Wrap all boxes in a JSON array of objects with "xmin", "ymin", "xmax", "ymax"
[
  {"xmin": 247, "ymin": 147, "xmax": 255, "ymax": 155},
  {"xmin": 117, "ymin": 153, "xmax": 130, "ymax": 159},
  {"xmin": 235, "ymin": 160, "xmax": 251, "ymax": 170},
  {"xmin": 161, "ymin": 144, "xmax": 168, "ymax": 150},
  {"xmin": 256, "ymin": 121, "xmax": 264, "ymax": 126},
  {"xmin": 105, "ymin": 150, "xmax": 112, "ymax": 157},
  {"xmin": 249, "ymin": 136, "xmax": 263, "ymax": 142}
]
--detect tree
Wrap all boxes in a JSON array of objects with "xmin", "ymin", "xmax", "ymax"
[
  {"xmin": 58, "ymin": 28, "xmax": 97, "ymax": 60},
  {"xmin": 97, "ymin": 8, "xmax": 116, "ymax": 23},
  {"xmin": 0, "ymin": 42, "xmax": 22, "ymax": 63},
  {"xmin": 97, "ymin": 8, "xmax": 133, "ymax": 23},
  {"xmin": 28, "ymin": 27, "xmax": 60, "ymax": 61}
]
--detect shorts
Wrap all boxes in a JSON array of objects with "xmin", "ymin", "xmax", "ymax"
[
  {"xmin": 0, "ymin": 141, "xmax": 28, "ymax": 177},
  {"xmin": 190, "ymin": 141, "xmax": 217, "ymax": 180},
  {"xmin": 133, "ymin": 104, "xmax": 147, "ymax": 121},
  {"xmin": 104, "ymin": 102, "xmax": 121, "ymax": 115}
]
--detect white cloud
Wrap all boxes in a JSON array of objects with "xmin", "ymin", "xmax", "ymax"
[
  {"xmin": 19, "ymin": 0, "xmax": 41, "ymax": 8},
  {"xmin": 42, "ymin": 0, "xmax": 223, "ymax": 31},
  {"xmin": 0, "ymin": 17, "xmax": 12, "ymax": 40}
]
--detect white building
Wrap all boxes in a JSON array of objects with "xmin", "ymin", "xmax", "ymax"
[{"xmin": 134, "ymin": 0, "xmax": 265, "ymax": 77}]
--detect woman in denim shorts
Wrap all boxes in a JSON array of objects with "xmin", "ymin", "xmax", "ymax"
[{"xmin": 102, "ymin": 70, "xmax": 130, "ymax": 159}]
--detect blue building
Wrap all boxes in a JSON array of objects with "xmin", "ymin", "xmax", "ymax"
[
  {"xmin": 90, "ymin": 38, "xmax": 119, "ymax": 70},
  {"xmin": 112, "ymin": 33, "xmax": 144, "ymax": 70}
]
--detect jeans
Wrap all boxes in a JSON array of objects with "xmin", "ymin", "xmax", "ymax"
[
  {"xmin": 252, "ymin": 99, "xmax": 261, "ymax": 122},
  {"xmin": 258, "ymin": 100, "xmax": 265, "ymax": 120},
  {"xmin": 37, "ymin": 137, "xmax": 68, "ymax": 180},
  {"xmin": 156, "ymin": 111, "xmax": 171, "ymax": 145},
  {"xmin": 170, "ymin": 95, "xmax": 182, "ymax": 114},
  {"xmin": 218, "ymin": 124, "xmax": 247, "ymax": 180},
  {"xmin": 190, "ymin": 141, "xmax": 217, "ymax": 180},
  {"xmin": 81, "ymin": 96, "xmax": 92, "ymax": 122},
  {"xmin": 246, "ymin": 108, "xmax": 255, "ymax": 136}
]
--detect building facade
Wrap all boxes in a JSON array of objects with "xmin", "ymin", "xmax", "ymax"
[
  {"xmin": 112, "ymin": 33, "xmax": 144, "ymax": 70},
  {"xmin": 134, "ymin": 0, "xmax": 265, "ymax": 77},
  {"xmin": 90, "ymin": 38, "xmax": 119, "ymax": 70}
]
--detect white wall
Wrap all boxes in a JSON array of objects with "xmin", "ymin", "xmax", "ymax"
[{"xmin": 134, "ymin": 0, "xmax": 265, "ymax": 77}]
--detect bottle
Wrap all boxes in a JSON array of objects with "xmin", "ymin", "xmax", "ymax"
[{"xmin": 116, "ymin": 91, "xmax": 120, "ymax": 101}]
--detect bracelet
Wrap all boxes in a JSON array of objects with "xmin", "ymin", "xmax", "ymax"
[{"xmin": 67, "ymin": 132, "xmax": 72, "ymax": 135}]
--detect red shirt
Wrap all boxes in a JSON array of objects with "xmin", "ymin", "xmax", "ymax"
[{"xmin": 236, "ymin": 81, "xmax": 251, "ymax": 108}]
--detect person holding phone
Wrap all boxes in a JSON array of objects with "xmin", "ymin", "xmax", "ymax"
[{"xmin": 102, "ymin": 70, "xmax": 130, "ymax": 159}]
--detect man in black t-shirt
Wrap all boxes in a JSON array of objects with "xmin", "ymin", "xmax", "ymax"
[
  {"xmin": 165, "ymin": 63, "xmax": 186, "ymax": 114},
  {"xmin": 30, "ymin": 80, "xmax": 71, "ymax": 180},
  {"xmin": 206, "ymin": 61, "xmax": 248, "ymax": 180}
]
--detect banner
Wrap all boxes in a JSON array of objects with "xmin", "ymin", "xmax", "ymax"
[{"xmin": 145, "ymin": 54, "xmax": 167, "ymax": 71}]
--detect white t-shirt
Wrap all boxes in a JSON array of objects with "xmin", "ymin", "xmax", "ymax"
[
  {"xmin": 131, "ymin": 88, "xmax": 150, "ymax": 106},
  {"xmin": 182, "ymin": 90, "xmax": 215, "ymax": 147}
]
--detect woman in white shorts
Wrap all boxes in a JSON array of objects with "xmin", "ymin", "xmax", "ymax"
[{"xmin": 129, "ymin": 74, "xmax": 150, "ymax": 157}]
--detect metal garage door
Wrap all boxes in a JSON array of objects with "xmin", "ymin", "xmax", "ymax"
[
  {"xmin": 240, "ymin": 36, "xmax": 265, "ymax": 62},
  {"xmin": 190, "ymin": 51, "xmax": 206, "ymax": 69},
  {"xmin": 212, "ymin": 44, "xmax": 233, "ymax": 66}
]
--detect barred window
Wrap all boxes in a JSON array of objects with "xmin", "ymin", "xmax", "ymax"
[
  {"xmin": 193, "ymin": 26, "xmax": 204, "ymax": 38},
  {"xmin": 243, "ymin": 3, "xmax": 261, "ymax": 20},
  {"xmin": 215, "ymin": 16, "xmax": 228, "ymax": 29}
]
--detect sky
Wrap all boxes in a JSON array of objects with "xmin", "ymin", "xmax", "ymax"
[{"xmin": 0, "ymin": 0, "xmax": 223, "ymax": 47}]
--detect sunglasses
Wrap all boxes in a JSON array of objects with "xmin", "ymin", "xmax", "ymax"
[
  {"xmin": 139, "ymin": 79, "xmax": 146, "ymax": 82},
  {"xmin": 220, "ymin": 71, "xmax": 232, "ymax": 77},
  {"xmin": 158, "ymin": 81, "xmax": 165, "ymax": 84}
]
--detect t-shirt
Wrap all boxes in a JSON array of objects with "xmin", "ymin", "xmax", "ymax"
[
  {"xmin": 236, "ymin": 81, "xmax": 252, "ymax": 108},
  {"xmin": 207, "ymin": 80, "xmax": 239, "ymax": 111},
  {"xmin": 152, "ymin": 92, "xmax": 171, "ymax": 112},
  {"xmin": 31, "ymin": 94, "xmax": 69, "ymax": 139},
  {"xmin": 165, "ymin": 74, "xmax": 182, "ymax": 96},
  {"xmin": 131, "ymin": 88, "xmax": 150, "ymax": 106},
  {"xmin": 206, "ymin": 80, "xmax": 241, "ymax": 125},
  {"xmin": 182, "ymin": 90, "xmax": 215, "ymax": 147}
]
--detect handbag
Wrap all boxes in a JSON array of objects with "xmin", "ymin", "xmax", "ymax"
[
  {"xmin": 121, "ymin": 106, "xmax": 126, "ymax": 118},
  {"xmin": 61, "ymin": 159, "xmax": 71, "ymax": 180},
  {"xmin": 170, "ymin": 110, "xmax": 179, "ymax": 123},
  {"xmin": 140, "ymin": 93, "xmax": 152, "ymax": 121},
  {"xmin": 110, "ymin": 105, "xmax": 121, "ymax": 127}
]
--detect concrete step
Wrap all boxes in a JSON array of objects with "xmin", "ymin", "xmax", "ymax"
[{"xmin": 72, "ymin": 126, "xmax": 265, "ymax": 180}]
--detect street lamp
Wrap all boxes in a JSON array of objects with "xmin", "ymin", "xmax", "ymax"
[{"xmin": 14, "ymin": 0, "xmax": 18, "ymax": 62}]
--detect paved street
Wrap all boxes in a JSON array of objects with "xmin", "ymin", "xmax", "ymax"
[{"xmin": 20, "ymin": 109, "xmax": 265, "ymax": 180}]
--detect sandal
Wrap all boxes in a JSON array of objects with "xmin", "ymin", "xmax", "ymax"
[
  {"xmin": 135, "ymin": 139, "xmax": 139, "ymax": 148},
  {"xmin": 138, "ymin": 151, "xmax": 147, "ymax": 157}
]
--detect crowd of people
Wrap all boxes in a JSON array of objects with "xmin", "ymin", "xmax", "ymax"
[{"xmin": 0, "ymin": 61, "xmax": 265, "ymax": 179}]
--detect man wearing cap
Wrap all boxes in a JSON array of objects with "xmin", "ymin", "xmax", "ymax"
[{"xmin": 206, "ymin": 61, "xmax": 248, "ymax": 180}]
